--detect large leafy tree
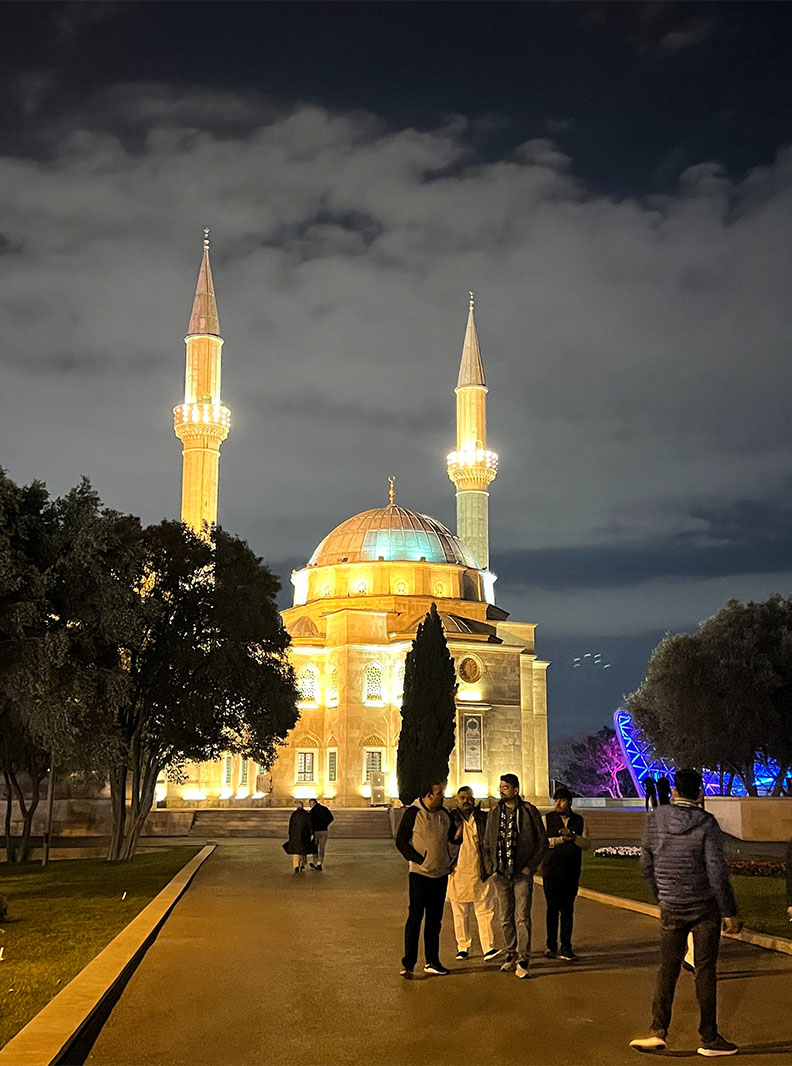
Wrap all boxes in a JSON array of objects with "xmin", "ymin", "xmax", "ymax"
[
  {"xmin": 0, "ymin": 472, "xmax": 61, "ymax": 861},
  {"xmin": 397, "ymin": 603, "xmax": 457, "ymax": 805},
  {"xmin": 33, "ymin": 516, "xmax": 300, "ymax": 859},
  {"xmin": 1, "ymin": 469, "xmax": 300, "ymax": 861},
  {"xmin": 627, "ymin": 596, "xmax": 792, "ymax": 796}
]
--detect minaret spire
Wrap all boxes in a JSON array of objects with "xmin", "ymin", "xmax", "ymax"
[
  {"xmin": 187, "ymin": 227, "xmax": 221, "ymax": 337},
  {"xmin": 457, "ymin": 291, "xmax": 486, "ymax": 388},
  {"xmin": 446, "ymin": 293, "xmax": 498, "ymax": 572},
  {"xmin": 173, "ymin": 232, "xmax": 231, "ymax": 536}
]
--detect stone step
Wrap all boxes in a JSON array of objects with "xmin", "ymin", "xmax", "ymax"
[{"xmin": 185, "ymin": 807, "xmax": 393, "ymax": 839}]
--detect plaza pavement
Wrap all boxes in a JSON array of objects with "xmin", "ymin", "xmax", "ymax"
[{"xmin": 86, "ymin": 840, "xmax": 792, "ymax": 1066}]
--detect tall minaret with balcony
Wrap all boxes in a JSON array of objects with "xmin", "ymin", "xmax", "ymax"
[
  {"xmin": 173, "ymin": 231, "xmax": 231, "ymax": 535},
  {"xmin": 446, "ymin": 293, "xmax": 498, "ymax": 570}
]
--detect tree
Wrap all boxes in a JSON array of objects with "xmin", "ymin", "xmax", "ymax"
[
  {"xmin": 397, "ymin": 603, "xmax": 457, "ymax": 805},
  {"xmin": 33, "ymin": 515, "xmax": 301, "ymax": 859},
  {"xmin": 626, "ymin": 596, "xmax": 792, "ymax": 796},
  {"xmin": 552, "ymin": 727, "xmax": 635, "ymax": 799},
  {"xmin": 0, "ymin": 472, "xmax": 59, "ymax": 861}
]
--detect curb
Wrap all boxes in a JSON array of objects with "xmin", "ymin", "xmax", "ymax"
[
  {"xmin": 0, "ymin": 843, "xmax": 215, "ymax": 1066},
  {"xmin": 562, "ymin": 880, "xmax": 792, "ymax": 957}
]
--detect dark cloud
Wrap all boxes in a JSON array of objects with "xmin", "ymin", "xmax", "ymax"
[{"xmin": 2, "ymin": 5, "xmax": 792, "ymax": 738}]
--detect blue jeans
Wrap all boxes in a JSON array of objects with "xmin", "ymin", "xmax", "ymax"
[{"xmin": 494, "ymin": 872, "xmax": 534, "ymax": 965}]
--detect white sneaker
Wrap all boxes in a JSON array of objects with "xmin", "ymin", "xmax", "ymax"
[
  {"xmin": 515, "ymin": 962, "xmax": 532, "ymax": 979},
  {"xmin": 630, "ymin": 1035, "xmax": 666, "ymax": 1053},
  {"xmin": 500, "ymin": 955, "xmax": 516, "ymax": 972}
]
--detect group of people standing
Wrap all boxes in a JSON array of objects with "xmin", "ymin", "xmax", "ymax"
[
  {"xmin": 282, "ymin": 797, "xmax": 334, "ymax": 872},
  {"xmin": 395, "ymin": 774, "xmax": 589, "ymax": 979},
  {"xmin": 396, "ymin": 768, "xmax": 754, "ymax": 1059}
]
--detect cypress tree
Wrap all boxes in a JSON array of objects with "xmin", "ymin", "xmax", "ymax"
[{"xmin": 397, "ymin": 602, "xmax": 458, "ymax": 804}]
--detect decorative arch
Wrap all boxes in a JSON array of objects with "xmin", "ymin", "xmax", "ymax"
[{"xmin": 360, "ymin": 732, "xmax": 387, "ymax": 748}]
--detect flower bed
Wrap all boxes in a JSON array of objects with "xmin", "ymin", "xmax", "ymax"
[{"xmin": 593, "ymin": 846, "xmax": 786, "ymax": 877}]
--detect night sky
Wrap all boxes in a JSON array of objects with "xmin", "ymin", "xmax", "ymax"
[{"xmin": 2, "ymin": 2, "xmax": 792, "ymax": 739}]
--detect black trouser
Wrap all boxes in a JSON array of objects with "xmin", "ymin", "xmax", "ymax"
[
  {"xmin": 543, "ymin": 875, "xmax": 579, "ymax": 952},
  {"xmin": 651, "ymin": 901, "xmax": 721, "ymax": 1043},
  {"xmin": 403, "ymin": 872, "xmax": 448, "ymax": 969}
]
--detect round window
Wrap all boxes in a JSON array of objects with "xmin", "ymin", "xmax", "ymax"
[{"xmin": 458, "ymin": 656, "xmax": 482, "ymax": 683}]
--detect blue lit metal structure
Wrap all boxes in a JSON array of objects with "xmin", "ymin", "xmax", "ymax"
[{"xmin": 614, "ymin": 709, "xmax": 779, "ymax": 796}]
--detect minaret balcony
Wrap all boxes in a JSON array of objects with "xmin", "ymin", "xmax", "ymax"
[
  {"xmin": 173, "ymin": 402, "xmax": 231, "ymax": 442},
  {"xmin": 447, "ymin": 447, "xmax": 498, "ymax": 490}
]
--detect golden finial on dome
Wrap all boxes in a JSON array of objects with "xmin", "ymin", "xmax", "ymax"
[
  {"xmin": 469, "ymin": 290, "xmax": 474, "ymax": 311},
  {"xmin": 203, "ymin": 227, "xmax": 210, "ymax": 249},
  {"xmin": 388, "ymin": 475, "xmax": 395, "ymax": 506}
]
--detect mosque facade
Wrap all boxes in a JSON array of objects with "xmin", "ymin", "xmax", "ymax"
[{"xmin": 169, "ymin": 238, "xmax": 550, "ymax": 807}]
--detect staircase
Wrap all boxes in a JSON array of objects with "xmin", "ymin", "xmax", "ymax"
[{"xmin": 179, "ymin": 807, "xmax": 393, "ymax": 840}]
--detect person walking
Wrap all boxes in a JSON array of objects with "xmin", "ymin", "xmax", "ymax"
[
  {"xmin": 630, "ymin": 768, "xmax": 741, "ymax": 1057},
  {"xmin": 542, "ymin": 787, "xmax": 590, "ymax": 962},
  {"xmin": 307, "ymin": 797, "xmax": 334, "ymax": 870},
  {"xmin": 643, "ymin": 776, "xmax": 658, "ymax": 811},
  {"xmin": 448, "ymin": 785, "xmax": 500, "ymax": 961},
  {"xmin": 656, "ymin": 774, "xmax": 672, "ymax": 805},
  {"xmin": 282, "ymin": 800, "xmax": 316, "ymax": 874},
  {"xmin": 483, "ymin": 773, "xmax": 548, "ymax": 979},
  {"xmin": 396, "ymin": 781, "xmax": 459, "ymax": 977}
]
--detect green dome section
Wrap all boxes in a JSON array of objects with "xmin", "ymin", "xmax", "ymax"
[{"xmin": 308, "ymin": 505, "xmax": 481, "ymax": 569}]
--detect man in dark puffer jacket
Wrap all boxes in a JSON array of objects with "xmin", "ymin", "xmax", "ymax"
[{"xmin": 630, "ymin": 768, "xmax": 740, "ymax": 1058}]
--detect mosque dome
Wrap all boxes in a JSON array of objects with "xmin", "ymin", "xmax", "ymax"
[{"xmin": 308, "ymin": 506, "xmax": 481, "ymax": 569}]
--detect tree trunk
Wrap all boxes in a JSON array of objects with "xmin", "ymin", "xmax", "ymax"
[
  {"xmin": 120, "ymin": 758, "xmax": 159, "ymax": 861},
  {"xmin": 2, "ymin": 772, "xmax": 16, "ymax": 864},
  {"xmin": 9, "ymin": 768, "xmax": 41, "ymax": 863},
  {"xmin": 771, "ymin": 763, "xmax": 789, "ymax": 797},
  {"xmin": 107, "ymin": 765, "xmax": 128, "ymax": 861}
]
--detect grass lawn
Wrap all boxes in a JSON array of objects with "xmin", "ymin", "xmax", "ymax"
[
  {"xmin": 0, "ymin": 847, "xmax": 200, "ymax": 1049},
  {"xmin": 579, "ymin": 853, "xmax": 791, "ymax": 941}
]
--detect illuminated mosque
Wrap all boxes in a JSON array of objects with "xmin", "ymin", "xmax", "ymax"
[{"xmin": 168, "ymin": 235, "xmax": 550, "ymax": 807}]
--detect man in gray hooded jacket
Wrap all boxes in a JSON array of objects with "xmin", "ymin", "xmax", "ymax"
[
  {"xmin": 396, "ymin": 781, "xmax": 459, "ymax": 977},
  {"xmin": 630, "ymin": 768, "xmax": 740, "ymax": 1058}
]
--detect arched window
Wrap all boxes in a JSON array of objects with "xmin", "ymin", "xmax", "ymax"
[
  {"xmin": 298, "ymin": 664, "xmax": 319, "ymax": 703},
  {"xmin": 363, "ymin": 662, "xmax": 383, "ymax": 702},
  {"xmin": 433, "ymin": 581, "xmax": 447, "ymax": 598},
  {"xmin": 353, "ymin": 578, "xmax": 368, "ymax": 596},
  {"xmin": 326, "ymin": 665, "xmax": 338, "ymax": 706},
  {"xmin": 394, "ymin": 660, "xmax": 405, "ymax": 702},
  {"xmin": 393, "ymin": 578, "xmax": 409, "ymax": 595}
]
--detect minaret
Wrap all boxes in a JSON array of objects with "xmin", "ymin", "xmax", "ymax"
[
  {"xmin": 173, "ymin": 231, "xmax": 231, "ymax": 535},
  {"xmin": 446, "ymin": 293, "xmax": 498, "ymax": 569}
]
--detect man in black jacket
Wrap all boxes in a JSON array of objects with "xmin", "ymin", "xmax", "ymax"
[
  {"xmin": 483, "ymin": 773, "xmax": 548, "ymax": 979},
  {"xmin": 630, "ymin": 768, "xmax": 740, "ymax": 1058},
  {"xmin": 542, "ymin": 787, "xmax": 590, "ymax": 961},
  {"xmin": 307, "ymin": 798, "xmax": 334, "ymax": 870}
]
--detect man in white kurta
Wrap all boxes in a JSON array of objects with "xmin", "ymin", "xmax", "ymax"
[{"xmin": 448, "ymin": 786, "xmax": 499, "ymax": 960}]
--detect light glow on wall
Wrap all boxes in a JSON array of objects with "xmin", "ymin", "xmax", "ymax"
[
  {"xmin": 458, "ymin": 688, "xmax": 482, "ymax": 702},
  {"xmin": 181, "ymin": 787, "xmax": 207, "ymax": 801},
  {"xmin": 235, "ymin": 786, "xmax": 250, "ymax": 799},
  {"xmin": 293, "ymin": 785, "xmax": 318, "ymax": 800}
]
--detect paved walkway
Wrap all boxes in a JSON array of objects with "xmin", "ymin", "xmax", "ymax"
[{"xmin": 86, "ymin": 841, "xmax": 792, "ymax": 1066}]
